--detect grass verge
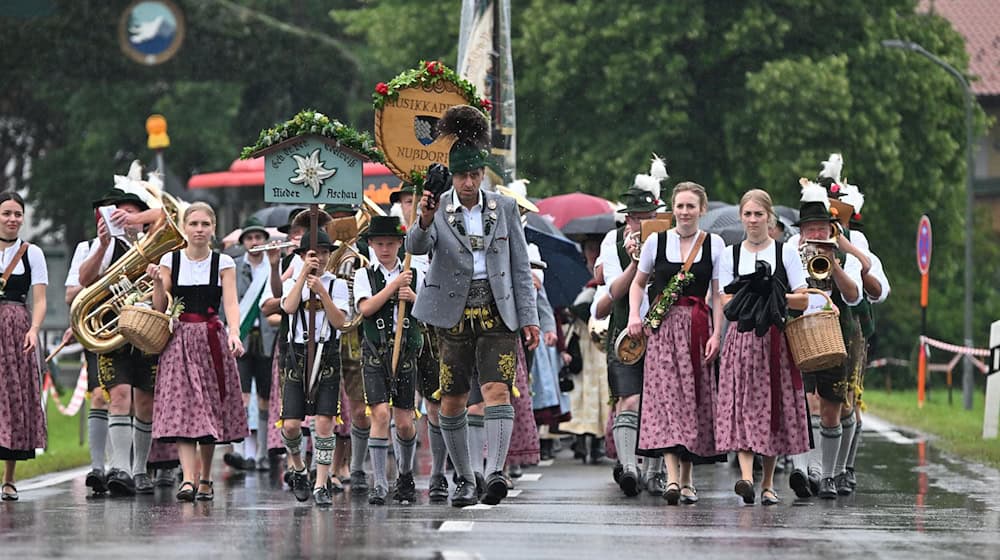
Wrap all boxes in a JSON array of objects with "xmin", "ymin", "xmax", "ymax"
[
  {"xmin": 863, "ymin": 389, "xmax": 1000, "ymax": 469},
  {"xmin": 11, "ymin": 397, "xmax": 90, "ymax": 481}
]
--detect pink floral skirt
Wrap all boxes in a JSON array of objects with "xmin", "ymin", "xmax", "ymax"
[
  {"xmin": 0, "ymin": 303, "xmax": 46, "ymax": 460},
  {"xmin": 506, "ymin": 342, "xmax": 540, "ymax": 467}
]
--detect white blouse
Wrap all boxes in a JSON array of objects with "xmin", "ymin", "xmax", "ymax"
[
  {"xmin": 0, "ymin": 239, "xmax": 48, "ymax": 286},
  {"xmin": 637, "ymin": 230, "xmax": 725, "ymax": 280},
  {"xmin": 718, "ymin": 241, "xmax": 807, "ymax": 293},
  {"xmin": 159, "ymin": 251, "xmax": 235, "ymax": 286}
]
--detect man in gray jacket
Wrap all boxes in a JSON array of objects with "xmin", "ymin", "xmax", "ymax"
[{"xmin": 406, "ymin": 105, "xmax": 539, "ymax": 507}]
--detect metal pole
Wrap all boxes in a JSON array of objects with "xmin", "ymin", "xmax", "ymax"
[{"xmin": 881, "ymin": 40, "xmax": 977, "ymax": 409}]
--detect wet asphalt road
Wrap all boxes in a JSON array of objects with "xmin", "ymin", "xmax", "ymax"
[{"xmin": 3, "ymin": 416, "xmax": 1000, "ymax": 559}]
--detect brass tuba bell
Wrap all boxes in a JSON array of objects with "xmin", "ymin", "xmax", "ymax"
[
  {"xmin": 70, "ymin": 212, "xmax": 188, "ymax": 353},
  {"xmin": 325, "ymin": 197, "xmax": 386, "ymax": 333}
]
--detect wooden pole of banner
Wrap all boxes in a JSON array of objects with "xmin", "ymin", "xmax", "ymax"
[
  {"xmin": 391, "ymin": 192, "xmax": 420, "ymax": 375},
  {"xmin": 306, "ymin": 203, "xmax": 319, "ymax": 402},
  {"xmin": 918, "ymin": 272, "xmax": 928, "ymax": 408}
]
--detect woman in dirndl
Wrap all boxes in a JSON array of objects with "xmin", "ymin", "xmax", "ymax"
[
  {"xmin": 626, "ymin": 182, "xmax": 725, "ymax": 505},
  {"xmin": 0, "ymin": 192, "xmax": 48, "ymax": 501},
  {"xmin": 715, "ymin": 189, "xmax": 810, "ymax": 506},
  {"xmin": 151, "ymin": 202, "xmax": 247, "ymax": 502}
]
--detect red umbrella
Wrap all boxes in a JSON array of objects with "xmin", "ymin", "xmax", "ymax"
[{"xmin": 536, "ymin": 192, "xmax": 616, "ymax": 229}]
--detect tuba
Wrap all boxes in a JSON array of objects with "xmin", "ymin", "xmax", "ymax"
[
  {"xmin": 326, "ymin": 197, "xmax": 386, "ymax": 332},
  {"xmin": 70, "ymin": 212, "xmax": 188, "ymax": 353}
]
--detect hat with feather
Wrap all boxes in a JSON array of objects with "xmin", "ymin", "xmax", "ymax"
[
  {"xmin": 816, "ymin": 153, "xmax": 845, "ymax": 198},
  {"xmin": 793, "ymin": 178, "xmax": 838, "ymax": 226},
  {"xmin": 497, "ymin": 178, "xmax": 538, "ymax": 214},
  {"xmin": 838, "ymin": 182, "xmax": 865, "ymax": 231},
  {"xmin": 93, "ymin": 160, "xmax": 161, "ymax": 211},
  {"xmin": 620, "ymin": 154, "xmax": 668, "ymax": 214},
  {"xmin": 437, "ymin": 105, "xmax": 491, "ymax": 175}
]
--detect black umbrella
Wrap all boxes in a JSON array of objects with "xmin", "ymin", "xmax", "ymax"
[
  {"xmin": 561, "ymin": 213, "xmax": 618, "ymax": 240},
  {"xmin": 524, "ymin": 213, "xmax": 591, "ymax": 309},
  {"xmin": 251, "ymin": 205, "xmax": 305, "ymax": 228}
]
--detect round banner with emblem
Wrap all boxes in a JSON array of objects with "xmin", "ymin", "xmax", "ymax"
[
  {"xmin": 373, "ymin": 61, "xmax": 491, "ymax": 182},
  {"xmin": 118, "ymin": 0, "xmax": 185, "ymax": 66}
]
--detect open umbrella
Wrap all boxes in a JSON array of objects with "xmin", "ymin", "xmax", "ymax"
[
  {"xmin": 524, "ymin": 213, "xmax": 591, "ymax": 308},
  {"xmin": 561, "ymin": 213, "xmax": 618, "ymax": 240},
  {"xmin": 251, "ymin": 205, "xmax": 305, "ymax": 228},
  {"xmin": 536, "ymin": 192, "xmax": 616, "ymax": 229},
  {"xmin": 699, "ymin": 204, "xmax": 799, "ymax": 245}
]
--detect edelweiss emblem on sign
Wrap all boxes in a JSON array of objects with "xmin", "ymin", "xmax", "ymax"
[{"xmin": 290, "ymin": 148, "xmax": 337, "ymax": 197}]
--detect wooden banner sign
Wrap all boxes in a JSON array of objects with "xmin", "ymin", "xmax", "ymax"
[
  {"xmin": 375, "ymin": 81, "xmax": 469, "ymax": 181},
  {"xmin": 255, "ymin": 134, "xmax": 365, "ymax": 205},
  {"xmin": 640, "ymin": 213, "xmax": 674, "ymax": 242}
]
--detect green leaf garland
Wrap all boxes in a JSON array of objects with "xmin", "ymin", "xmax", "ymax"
[
  {"xmin": 240, "ymin": 109, "xmax": 384, "ymax": 162},
  {"xmin": 372, "ymin": 60, "xmax": 491, "ymax": 114}
]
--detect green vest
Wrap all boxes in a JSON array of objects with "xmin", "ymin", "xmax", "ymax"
[
  {"xmin": 606, "ymin": 226, "xmax": 633, "ymax": 355},
  {"xmin": 360, "ymin": 265, "xmax": 423, "ymax": 357}
]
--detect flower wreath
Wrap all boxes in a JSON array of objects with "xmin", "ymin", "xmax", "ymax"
[
  {"xmin": 240, "ymin": 109, "xmax": 384, "ymax": 162},
  {"xmin": 372, "ymin": 60, "xmax": 492, "ymax": 114}
]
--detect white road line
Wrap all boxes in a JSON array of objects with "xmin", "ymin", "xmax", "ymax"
[
  {"xmin": 17, "ymin": 467, "xmax": 90, "ymax": 491},
  {"xmin": 863, "ymin": 415, "xmax": 918, "ymax": 445},
  {"xmin": 537, "ymin": 459, "xmax": 554, "ymax": 467},
  {"xmin": 507, "ymin": 489, "xmax": 522, "ymax": 498},
  {"xmin": 463, "ymin": 504, "xmax": 494, "ymax": 510},
  {"xmin": 439, "ymin": 551, "xmax": 481, "ymax": 560},
  {"xmin": 518, "ymin": 473, "xmax": 542, "ymax": 482},
  {"xmin": 439, "ymin": 521, "xmax": 475, "ymax": 532}
]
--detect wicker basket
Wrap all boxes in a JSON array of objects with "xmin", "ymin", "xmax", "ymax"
[
  {"xmin": 785, "ymin": 288, "xmax": 847, "ymax": 372},
  {"xmin": 118, "ymin": 296, "xmax": 173, "ymax": 355}
]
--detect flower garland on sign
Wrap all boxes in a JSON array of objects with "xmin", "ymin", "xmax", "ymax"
[
  {"xmin": 644, "ymin": 271, "xmax": 695, "ymax": 330},
  {"xmin": 241, "ymin": 109, "xmax": 384, "ymax": 162},
  {"xmin": 372, "ymin": 60, "xmax": 492, "ymax": 114}
]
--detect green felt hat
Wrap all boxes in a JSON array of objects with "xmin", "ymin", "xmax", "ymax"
[
  {"xmin": 238, "ymin": 217, "xmax": 270, "ymax": 243},
  {"xmin": 618, "ymin": 187, "xmax": 663, "ymax": 214},
  {"xmin": 361, "ymin": 215, "xmax": 405, "ymax": 239},
  {"xmin": 294, "ymin": 229, "xmax": 335, "ymax": 254},
  {"xmin": 389, "ymin": 183, "xmax": 422, "ymax": 204}
]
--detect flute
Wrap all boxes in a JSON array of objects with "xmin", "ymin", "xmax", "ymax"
[{"xmin": 248, "ymin": 240, "xmax": 297, "ymax": 253}]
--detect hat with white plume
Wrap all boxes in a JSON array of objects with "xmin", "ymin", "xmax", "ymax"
[
  {"xmin": 93, "ymin": 160, "xmax": 159, "ymax": 210},
  {"xmin": 817, "ymin": 153, "xmax": 846, "ymax": 198},
  {"xmin": 793, "ymin": 177, "xmax": 837, "ymax": 226},
  {"xmin": 838, "ymin": 182, "xmax": 866, "ymax": 230},
  {"xmin": 621, "ymin": 153, "xmax": 668, "ymax": 214}
]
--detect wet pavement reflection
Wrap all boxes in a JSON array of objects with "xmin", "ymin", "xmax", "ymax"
[{"xmin": 2, "ymin": 417, "xmax": 1000, "ymax": 559}]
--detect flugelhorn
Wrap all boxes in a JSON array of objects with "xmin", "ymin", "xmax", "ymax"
[
  {"xmin": 248, "ymin": 240, "xmax": 297, "ymax": 253},
  {"xmin": 800, "ymin": 239, "xmax": 836, "ymax": 281}
]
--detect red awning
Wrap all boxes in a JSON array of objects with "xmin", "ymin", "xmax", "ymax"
[{"xmin": 188, "ymin": 158, "xmax": 401, "ymax": 204}]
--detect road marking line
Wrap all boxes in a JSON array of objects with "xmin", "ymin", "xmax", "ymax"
[
  {"xmin": 463, "ymin": 504, "xmax": 493, "ymax": 510},
  {"xmin": 507, "ymin": 489, "xmax": 522, "ymax": 498},
  {"xmin": 537, "ymin": 459, "xmax": 554, "ymax": 467},
  {"xmin": 518, "ymin": 473, "xmax": 542, "ymax": 482},
  {"xmin": 17, "ymin": 467, "xmax": 90, "ymax": 491},
  {"xmin": 440, "ymin": 551, "xmax": 481, "ymax": 560},
  {"xmin": 439, "ymin": 521, "xmax": 475, "ymax": 532}
]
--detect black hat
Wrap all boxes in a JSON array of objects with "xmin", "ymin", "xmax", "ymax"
[
  {"xmin": 389, "ymin": 183, "xmax": 422, "ymax": 205},
  {"xmin": 238, "ymin": 217, "xmax": 270, "ymax": 244},
  {"xmin": 91, "ymin": 189, "xmax": 150, "ymax": 212},
  {"xmin": 277, "ymin": 207, "xmax": 306, "ymax": 234},
  {"xmin": 793, "ymin": 179, "xmax": 837, "ymax": 227},
  {"xmin": 361, "ymin": 215, "xmax": 405, "ymax": 239},
  {"xmin": 294, "ymin": 229, "xmax": 335, "ymax": 254}
]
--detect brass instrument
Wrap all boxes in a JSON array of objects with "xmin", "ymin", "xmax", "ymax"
[
  {"xmin": 70, "ymin": 212, "xmax": 188, "ymax": 353},
  {"xmin": 248, "ymin": 240, "xmax": 297, "ymax": 253},
  {"xmin": 325, "ymin": 197, "xmax": 386, "ymax": 332},
  {"xmin": 626, "ymin": 213, "xmax": 674, "ymax": 262},
  {"xmin": 801, "ymin": 239, "xmax": 836, "ymax": 281}
]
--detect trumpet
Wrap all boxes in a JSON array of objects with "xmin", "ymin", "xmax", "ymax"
[
  {"xmin": 248, "ymin": 240, "xmax": 297, "ymax": 253},
  {"xmin": 800, "ymin": 240, "xmax": 835, "ymax": 281}
]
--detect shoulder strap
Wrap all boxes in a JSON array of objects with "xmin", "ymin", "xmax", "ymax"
[
  {"xmin": 657, "ymin": 231, "xmax": 667, "ymax": 262},
  {"xmin": 682, "ymin": 232, "xmax": 707, "ymax": 273},
  {"xmin": 210, "ymin": 252, "xmax": 220, "ymax": 286},
  {"xmin": 171, "ymin": 250, "xmax": 180, "ymax": 286},
  {"xmin": 774, "ymin": 241, "xmax": 786, "ymax": 281},
  {"xmin": 732, "ymin": 243, "xmax": 741, "ymax": 273},
  {"xmin": 2, "ymin": 242, "xmax": 30, "ymax": 285}
]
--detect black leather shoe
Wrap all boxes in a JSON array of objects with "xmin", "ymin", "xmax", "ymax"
[
  {"xmin": 349, "ymin": 470, "xmax": 369, "ymax": 495},
  {"xmin": 393, "ymin": 472, "xmax": 416, "ymax": 503},
  {"xmin": 612, "ymin": 461, "xmax": 623, "ymax": 484},
  {"xmin": 808, "ymin": 473, "xmax": 820, "ymax": 496},
  {"xmin": 818, "ymin": 477, "xmax": 838, "ymax": 499},
  {"xmin": 835, "ymin": 472, "xmax": 853, "ymax": 496},
  {"xmin": 175, "ymin": 481, "xmax": 195, "ymax": 502},
  {"xmin": 368, "ymin": 484, "xmax": 388, "ymax": 506},
  {"xmin": 134, "ymin": 473, "xmax": 154, "ymax": 495},
  {"xmin": 223, "ymin": 452, "xmax": 246, "ymax": 469},
  {"xmin": 313, "ymin": 486, "xmax": 333, "ymax": 507},
  {"xmin": 474, "ymin": 471, "xmax": 486, "ymax": 500},
  {"xmin": 85, "ymin": 469, "xmax": 108, "ymax": 494},
  {"xmin": 428, "ymin": 474, "xmax": 449, "ymax": 503},
  {"xmin": 195, "ymin": 479, "xmax": 214, "ymax": 501},
  {"xmin": 106, "ymin": 468, "xmax": 136, "ymax": 497},
  {"xmin": 291, "ymin": 469, "xmax": 311, "ymax": 502},
  {"xmin": 845, "ymin": 467, "xmax": 857, "ymax": 489},
  {"xmin": 451, "ymin": 477, "xmax": 479, "ymax": 508},
  {"xmin": 789, "ymin": 469, "xmax": 812, "ymax": 498},
  {"xmin": 482, "ymin": 471, "xmax": 509, "ymax": 505},
  {"xmin": 619, "ymin": 467, "xmax": 640, "ymax": 497},
  {"xmin": 734, "ymin": 479, "xmax": 755, "ymax": 505}
]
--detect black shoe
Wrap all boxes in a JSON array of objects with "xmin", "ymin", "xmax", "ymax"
[
  {"xmin": 663, "ymin": 482, "xmax": 680, "ymax": 505},
  {"xmin": 509, "ymin": 464, "xmax": 523, "ymax": 479},
  {"xmin": 789, "ymin": 469, "xmax": 812, "ymax": 499},
  {"xmin": 571, "ymin": 436, "xmax": 586, "ymax": 460},
  {"xmin": 290, "ymin": 469, "xmax": 311, "ymax": 502},
  {"xmin": 451, "ymin": 477, "xmax": 478, "ymax": 508},
  {"xmin": 429, "ymin": 474, "xmax": 450, "ymax": 503},
  {"xmin": 734, "ymin": 479, "xmax": 755, "ymax": 505},
  {"xmin": 539, "ymin": 439, "xmax": 554, "ymax": 461},
  {"xmin": 243, "ymin": 457, "xmax": 260, "ymax": 471},
  {"xmin": 393, "ymin": 472, "xmax": 416, "ymax": 503},
  {"xmin": 175, "ymin": 481, "xmax": 195, "ymax": 502},
  {"xmin": 808, "ymin": 473, "xmax": 820, "ymax": 496},
  {"xmin": 619, "ymin": 468, "xmax": 640, "ymax": 497},
  {"xmin": 368, "ymin": 485, "xmax": 388, "ymax": 506},
  {"xmin": 818, "ymin": 477, "xmax": 838, "ymax": 499},
  {"xmin": 646, "ymin": 471, "xmax": 667, "ymax": 497},
  {"xmin": 845, "ymin": 467, "xmax": 857, "ymax": 489},
  {"xmin": 313, "ymin": 486, "xmax": 333, "ymax": 507},
  {"xmin": 482, "ymin": 471, "xmax": 509, "ymax": 505},
  {"xmin": 85, "ymin": 469, "xmax": 108, "ymax": 494},
  {"xmin": 133, "ymin": 473, "xmax": 154, "ymax": 495},
  {"xmin": 835, "ymin": 472, "xmax": 853, "ymax": 496},
  {"xmin": 474, "ymin": 471, "xmax": 486, "ymax": 500},
  {"xmin": 106, "ymin": 469, "xmax": 136, "ymax": 497},
  {"xmin": 154, "ymin": 468, "xmax": 176, "ymax": 488},
  {"xmin": 349, "ymin": 470, "xmax": 369, "ymax": 495},
  {"xmin": 223, "ymin": 452, "xmax": 246, "ymax": 469},
  {"xmin": 612, "ymin": 461, "xmax": 623, "ymax": 484},
  {"xmin": 195, "ymin": 479, "xmax": 214, "ymax": 501}
]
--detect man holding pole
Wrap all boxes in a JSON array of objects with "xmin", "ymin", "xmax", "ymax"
[{"xmin": 407, "ymin": 105, "xmax": 539, "ymax": 507}]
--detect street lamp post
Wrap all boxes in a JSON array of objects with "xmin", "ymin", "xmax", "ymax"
[{"xmin": 881, "ymin": 39, "xmax": 977, "ymax": 410}]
